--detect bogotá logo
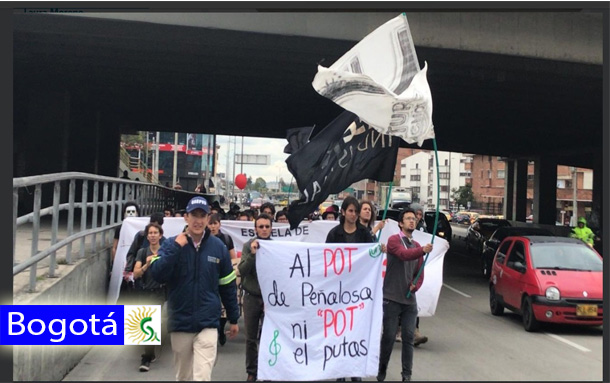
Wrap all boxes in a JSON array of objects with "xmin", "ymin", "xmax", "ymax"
[{"xmin": 124, "ymin": 305, "xmax": 162, "ymax": 345}]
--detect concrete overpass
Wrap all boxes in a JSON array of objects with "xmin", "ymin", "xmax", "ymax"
[{"xmin": 12, "ymin": 9, "xmax": 606, "ymax": 225}]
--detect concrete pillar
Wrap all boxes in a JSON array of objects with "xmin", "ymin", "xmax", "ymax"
[
  {"xmin": 533, "ymin": 156, "xmax": 558, "ymax": 225},
  {"xmin": 503, "ymin": 159, "xmax": 515, "ymax": 220},
  {"xmin": 591, "ymin": 150, "xmax": 603, "ymax": 255},
  {"xmin": 23, "ymin": 89, "xmax": 71, "ymax": 176},
  {"xmin": 514, "ymin": 159, "xmax": 528, "ymax": 222}
]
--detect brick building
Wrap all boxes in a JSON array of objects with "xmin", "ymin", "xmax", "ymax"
[{"xmin": 468, "ymin": 155, "xmax": 593, "ymax": 222}]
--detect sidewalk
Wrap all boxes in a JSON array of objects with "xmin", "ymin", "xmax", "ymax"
[
  {"xmin": 13, "ymin": 216, "xmax": 109, "ymax": 298},
  {"xmin": 63, "ymin": 322, "xmax": 250, "ymax": 381}
]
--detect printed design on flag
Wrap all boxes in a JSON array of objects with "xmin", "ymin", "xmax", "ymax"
[
  {"xmin": 125, "ymin": 306, "xmax": 160, "ymax": 345},
  {"xmin": 318, "ymin": 75, "xmax": 387, "ymax": 100},
  {"xmin": 312, "ymin": 14, "xmax": 435, "ymax": 147}
]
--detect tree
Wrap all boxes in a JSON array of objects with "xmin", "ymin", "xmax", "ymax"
[
  {"xmin": 452, "ymin": 184, "xmax": 475, "ymax": 209},
  {"xmin": 120, "ymin": 132, "xmax": 147, "ymax": 147},
  {"xmin": 279, "ymin": 177, "xmax": 286, "ymax": 191},
  {"xmin": 253, "ymin": 177, "xmax": 267, "ymax": 192}
]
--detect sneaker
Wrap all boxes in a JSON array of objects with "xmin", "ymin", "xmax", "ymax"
[
  {"xmin": 414, "ymin": 329, "xmax": 428, "ymax": 346},
  {"xmin": 402, "ymin": 375, "xmax": 411, "ymax": 381},
  {"xmin": 414, "ymin": 334, "xmax": 428, "ymax": 347},
  {"xmin": 395, "ymin": 332, "xmax": 402, "ymax": 343},
  {"xmin": 247, "ymin": 374, "xmax": 257, "ymax": 381},
  {"xmin": 139, "ymin": 359, "xmax": 150, "ymax": 372}
]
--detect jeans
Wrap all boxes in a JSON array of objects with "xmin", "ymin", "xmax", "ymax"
[
  {"xmin": 243, "ymin": 292, "xmax": 264, "ymax": 376},
  {"xmin": 378, "ymin": 299, "xmax": 418, "ymax": 380}
]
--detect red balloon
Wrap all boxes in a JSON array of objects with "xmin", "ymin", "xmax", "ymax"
[{"xmin": 235, "ymin": 173, "xmax": 247, "ymax": 190}]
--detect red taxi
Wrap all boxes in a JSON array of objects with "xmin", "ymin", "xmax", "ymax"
[{"xmin": 489, "ymin": 235, "xmax": 603, "ymax": 331}]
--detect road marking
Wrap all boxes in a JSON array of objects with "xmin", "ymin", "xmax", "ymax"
[
  {"xmin": 545, "ymin": 333, "xmax": 591, "ymax": 352},
  {"xmin": 442, "ymin": 283, "xmax": 472, "ymax": 298}
]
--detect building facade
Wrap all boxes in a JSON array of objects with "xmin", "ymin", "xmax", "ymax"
[{"xmin": 400, "ymin": 151, "xmax": 469, "ymax": 211}]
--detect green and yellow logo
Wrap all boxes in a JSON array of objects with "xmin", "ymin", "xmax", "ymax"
[
  {"xmin": 369, "ymin": 243, "xmax": 383, "ymax": 258},
  {"xmin": 124, "ymin": 306, "xmax": 161, "ymax": 345}
]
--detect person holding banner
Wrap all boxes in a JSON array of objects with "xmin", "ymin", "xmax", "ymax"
[
  {"xmin": 149, "ymin": 196, "xmax": 240, "ymax": 381},
  {"xmin": 359, "ymin": 200, "xmax": 385, "ymax": 236},
  {"xmin": 377, "ymin": 208, "xmax": 433, "ymax": 382},
  {"xmin": 238, "ymin": 213, "xmax": 273, "ymax": 382},
  {"xmin": 133, "ymin": 222, "xmax": 166, "ymax": 372},
  {"xmin": 326, "ymin": 197, "xmax": 385, "ymax": 382},
  {"xmin": 410, "ymin": 203, "xmax": 429, "ymax": 347},
  {"xmin": 326, "ymin": 197, "xmax": 374, "ymax": 245}
]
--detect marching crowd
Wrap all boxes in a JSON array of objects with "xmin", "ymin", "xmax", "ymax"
[{"xmin": 112, "ymin": 196, "xmax": 435, "ymax": 382}]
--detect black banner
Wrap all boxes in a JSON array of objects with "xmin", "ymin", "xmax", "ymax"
[
  {"xmin": 283, "ymin": 126, "xmax": 315, "ymax": 154},
  {"xmin": 285, "ymin": 111, "xmax": 400, "ymax": 229}
]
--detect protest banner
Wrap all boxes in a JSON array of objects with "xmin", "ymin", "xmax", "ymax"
[
  {"xmin": 255, "ymin": 240, "xmax": 384, "ymax": 381},
  {"xmin": 108, "ymin": 218, "xmax": 448, "ymax": 318}
]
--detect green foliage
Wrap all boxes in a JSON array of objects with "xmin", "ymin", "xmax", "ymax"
[
  {"xmin": 120, "ymin": 132, "xmax": 147, "ymax": 147},
  {"xmin": 452, "ymin": 184, "xmax": 475, "ymax": 208},
  {"xmin": 252, "ymin": 177, "xmax": 267, "ymax": 192}
]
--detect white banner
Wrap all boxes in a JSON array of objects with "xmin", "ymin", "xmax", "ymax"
[
  {"xmin": 108, "ymin": 218, "xmax": 448, "ymax": 318},
  {"xmin": 312, "ymin": 14, "xmax": 435, "ymax": 146},
  {"xmin": 256, "ymin": 241, "xmax": 384, "ymax": 381},
  {"xmin": 107, "ymin": 217, "xmax": 187, "ymax": 304}
]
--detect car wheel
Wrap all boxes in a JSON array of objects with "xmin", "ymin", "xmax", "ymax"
[
  {"xmin": 522, "ymin": 296, "xmax": 541, "ymax": 332},
  {"xmin": 489, "ymin": 286, "xmax": 504, "ymax": 316}
]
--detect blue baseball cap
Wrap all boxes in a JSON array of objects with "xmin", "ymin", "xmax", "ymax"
[{"xmin": 185, "ymin": 196, "xmax": 210, "ymax": 214}]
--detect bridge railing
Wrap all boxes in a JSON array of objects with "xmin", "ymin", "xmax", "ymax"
[{"xmin": 13, "ymin": 172, "xmax": 218, "ymax": 292}]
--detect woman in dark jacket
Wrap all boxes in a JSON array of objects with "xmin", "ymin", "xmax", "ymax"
[{"xmin": 133, "ymin": 222, "xmax": 165, "ymax": 372}]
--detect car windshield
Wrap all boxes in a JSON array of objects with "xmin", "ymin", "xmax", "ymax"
[{"xmin": 530, "ymin": 243, "xmax": 603, "ymax": 271}]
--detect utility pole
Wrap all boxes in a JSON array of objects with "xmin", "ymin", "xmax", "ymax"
[
  {"xmin": 225, "ymin": 137, "xmax": 231, "ymax": 200},
  {"xmin": 571, "ymin": 167, "xmax": 578, "ymax": 226},
  {"xmin": 145, "ymin": 131, "xmax": 149, "ymax": 180},
  {"xmin": 155, "ymin": 131, "xmax": 160, "ymax": 184},
  {"xmin": 232, "ymin": 136, "xmax": 237, "ymax": 197},
  {"xmin": 206, "ymin": 134, "xmax": 212, "ymax": 186},
  {"xmin": 172, "ymin": 132, "xmax": 178, "ymax": 187}
]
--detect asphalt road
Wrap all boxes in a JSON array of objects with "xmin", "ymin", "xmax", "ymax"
[{"xmin": 62, "ymin": 225, "xmax": 604, "ymax": 381}]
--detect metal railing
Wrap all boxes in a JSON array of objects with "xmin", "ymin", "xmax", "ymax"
[
  {"xmin": 13, "ymin": 172, "xmax": 218, "ymax": 292},
  {"xmin": 119, "ymin": 147, "xmax": 157, "ymax": 184}
]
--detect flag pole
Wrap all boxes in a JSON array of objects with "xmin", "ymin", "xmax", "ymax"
[{"xmin": 375, "ymin": 180, "xmax": 393, "ymax": 242}]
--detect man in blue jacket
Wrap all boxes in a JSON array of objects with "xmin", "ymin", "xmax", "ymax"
[{"xmin": 151, "ymin": 196, "xmax": 240, "ymax": 381}]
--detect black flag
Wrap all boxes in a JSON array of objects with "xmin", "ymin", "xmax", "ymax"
[
  {"xmin": 285, "ymin": 111, "xmax": 400, "ymax": 229},
  {"xmin": 283, "ymin": 126, "xmax": 315, "ymax": 154}
]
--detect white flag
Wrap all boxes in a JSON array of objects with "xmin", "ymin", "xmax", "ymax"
[{"xmin": 312, "ymin": 14, "xmax": 434, "ymax": 146}]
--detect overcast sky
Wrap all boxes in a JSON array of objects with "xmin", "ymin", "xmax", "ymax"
[{"xmin": 215, "ymin": 135, "xmax": 294, "ymax": 185}]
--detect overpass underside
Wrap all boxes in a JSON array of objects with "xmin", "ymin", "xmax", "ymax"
[{"xmin": 12, "ymin": 13, "xmax": 605, "ymax": 232}]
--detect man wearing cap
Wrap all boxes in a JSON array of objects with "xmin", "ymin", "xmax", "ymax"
[{"xmin": 150, "ymin": 196, "xmax": 240, "ymax": 381}]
